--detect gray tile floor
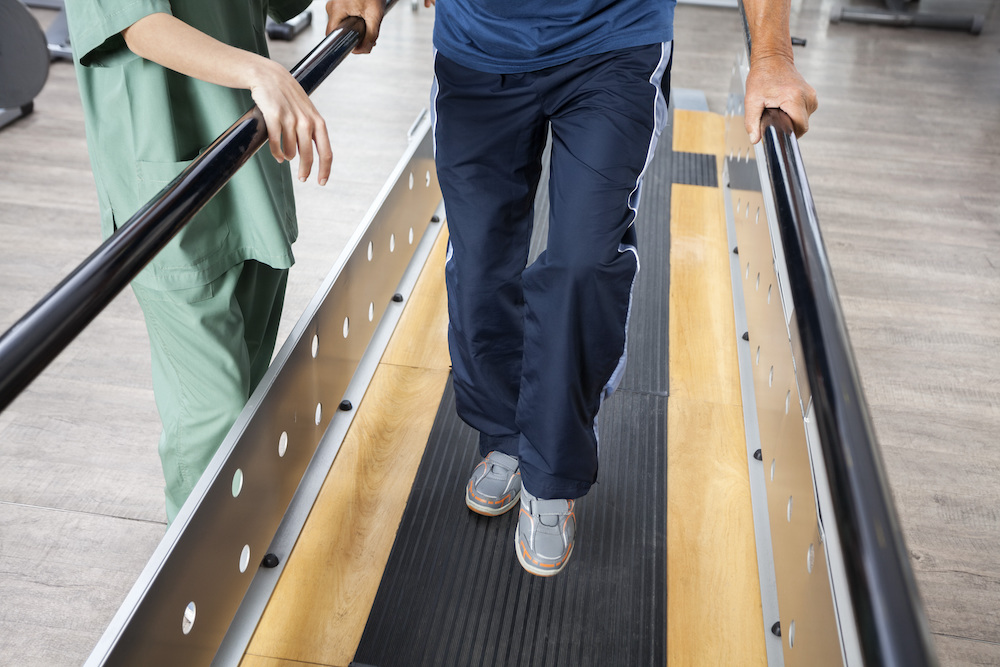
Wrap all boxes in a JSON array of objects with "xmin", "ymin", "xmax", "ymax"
[{"xmin": 1, "ymin": 1, "xmax": 998, "ymax": 664}]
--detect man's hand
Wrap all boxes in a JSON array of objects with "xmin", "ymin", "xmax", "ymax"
[
  {"xmin": 326, "ymin": 0, "xmax": 386, "ymax": 53},
  {"xmin": 744, "ymin": 53, "xmax": 818, "ymax": 144},
  {"xmin": 741, "ymin": 0, "xmax": 818, "ymax": 144}
]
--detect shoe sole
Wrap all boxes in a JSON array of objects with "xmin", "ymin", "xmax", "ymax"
[
  {"xmin": 515, "ymin": 531, "xmax": 574, "ymax": 577},
  {"xmin": 466, "ymin": 484, "xmax": 520, "ymax": 516}
]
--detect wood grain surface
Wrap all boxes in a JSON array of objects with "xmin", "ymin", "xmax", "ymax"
[
  {"xmin": 667, "ymin": 111, "xmax": 767, "ymax": 666},
  {"xmin": 241, "ymin": 230, "xmax": 450, "ymax": 666}
]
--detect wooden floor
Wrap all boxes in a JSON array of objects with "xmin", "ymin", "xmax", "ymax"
[
  {"xmin": 667, "ymin": 110, "xmax": 767, "ymax": 666},
  {"xmin": 1, "ymin": 0, "xmax": 999, "ymax": 665}
]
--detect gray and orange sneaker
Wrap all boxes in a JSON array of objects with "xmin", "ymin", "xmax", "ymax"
[
  {"xmin": 515, "ymin": 486, "xmax": 576, "ymax": 577},
  {"xmin": 466, "ymin": 451, "xmax": 521, "ymax": 516}
]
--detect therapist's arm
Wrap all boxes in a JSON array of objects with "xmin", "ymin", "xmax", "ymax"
[{"xmin": 122, "ymin": 12, "xmax": 333, "ymax": 185}]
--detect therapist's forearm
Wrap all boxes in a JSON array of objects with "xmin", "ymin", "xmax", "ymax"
[
  {"xmin": 121, "ymin": 12, "xmax": 333, "ymax": 183},
  {"xmin": 121, "ymin": 12, "xmax": 279, "ymax": 90}
]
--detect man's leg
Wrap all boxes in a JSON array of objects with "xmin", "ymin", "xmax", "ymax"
[
  {"xmin": 432, "ymin": 52, "xmax": 548, "ymax": 460},
  {"xmin": 516, "ymin": 43, "xmax": 673, "ymax": 502},
  {"xmin": 512, "ymin": 42, "xmax": 672, "ymax": 576},
  {"xmin": 133, "ymin": 260, "xmax": 288, "ymax": 522}
]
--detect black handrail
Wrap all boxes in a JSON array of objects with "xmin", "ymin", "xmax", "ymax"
[
  {"xmin": 759, "ymin": 95, "xmax": 938, "ymax": 665},
  {"xmin": 0, "ymin": 5, "xmax": 395, "ymax": 413}
]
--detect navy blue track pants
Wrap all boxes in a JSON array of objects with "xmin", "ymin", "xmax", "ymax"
[{"xmin": 432, "ymin": 43, "xmax": 672, "ymax": 500}]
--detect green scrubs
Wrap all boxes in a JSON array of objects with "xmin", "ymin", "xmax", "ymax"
[{"xmin": 66, "ymin": 0, "xmax": 310, "ymax": 521}]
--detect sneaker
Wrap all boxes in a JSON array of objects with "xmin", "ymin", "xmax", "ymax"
[
  {"xmin": 466, "ymin": 451, "xmax": 521, "ymax": 516},
  {"xmin": 515, "ymin": 486, "xmax": 576, "ymax": 577}
]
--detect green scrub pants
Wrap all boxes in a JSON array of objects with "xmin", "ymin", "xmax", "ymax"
[{"xmin": 132, "ymin": 260, "xmax": 287, "ymax": 523}]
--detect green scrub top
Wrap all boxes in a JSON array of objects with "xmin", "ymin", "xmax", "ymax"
[{"xmin": 66, "ymin": 0, "xmax": 311, "ymax": 290}]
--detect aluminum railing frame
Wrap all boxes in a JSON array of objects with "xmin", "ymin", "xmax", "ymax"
[
  {"xmin": 729, "ymin": 5, "xmax": 938, "ymax": 664},
  {"xmin": 85, "ymin": 114, "xmax": 442, "ymax": 667},
  {"xmin": 0, "ymin": 5, "xmax": 453, "ymax": 665},
  {"xmin": 0, "ymin": 2, "xmax": 397, "ymax": 414}
]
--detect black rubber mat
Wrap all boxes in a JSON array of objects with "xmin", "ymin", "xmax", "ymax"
[
  {"xmin": 352, "ymin": 379, "xmax": 668, "ymax": 667},
  {"xmin": 672, "ymin": 151, "xmax": 718, "ymax": 188},
  {"xmin": 351, "ymin": 109, "xmax": 701, "ymax": 667}
]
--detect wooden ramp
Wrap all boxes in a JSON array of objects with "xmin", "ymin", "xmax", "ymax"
[
  {"xmin": 668, "ymin": 109, "xmax": 766, "ymax": 666},
  {"xmin": 238, "ymin": 107, "xmax": 766, "ymax": 667}
]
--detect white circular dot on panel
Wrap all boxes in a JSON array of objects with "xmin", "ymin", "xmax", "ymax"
[
  {"xmin": 745, "ymin": 262, "xmax": 750, "ymax": 280},
  {"xmin": 367, "ymin": 241, "xmax": 373, "ymax": 261},
  {"xmin": 390, "ymin": 233, "xmax": 395, "ymax": 252},
  {"xmin": 755, "ymin": 272, "xmax": 760, "ymax": 291},
  {"xmin": 315, "ymin": 402, "xmax": 322, "ymax": 426},
  {"xmin": 745, "ymin": 200, "xmax": 751, "ymax": 218},
  {"xmin": 182, "ymin": 602, "xmax": 196, "ymax": 635},
  {"xmin": 240, "ymin": 545, "xmax": 251, "ymax": 573},
  {"xmin": 409, "ymin": 227, "xmax": 414, "ymax": 244},
  {"xmin": 311, "ymin": 334, "xmax": 319, "ymax": 359},
  {"xmin": 767, "ymin": 284, "xmax": 772, "ymax": 304},
  {"xmin": 785, "ymin": 391, "xmax": 791, "ymax": 415},
  {"xmin": 789, "ymin": 620, "xmax": 796, "ymax": 648},
  {"xmin": 770, "ymin": 458, "xmax": 776, "ymax": 482},
  {"xmin": 231, "ymin": 469, "xmax": 243, "ymax": 498},
  {"xmin": 408, "ymin": 171, "xmax": 414, "ymax": 190},
  {"xmin": 768, "ymin": 366, "xmax": 774, "ymax": 387},
  {"xmin": 368, "ymin": 302, "xmax": 375, "ymax": 322},
  {"xmin": 278, "ymin": 431, "xmax": 288, "ymax": 457},
  {"xmin": 343, "ymin": 317, "xmax": 350, "ymax": 338},
  {"xmin": 755, "ymin": 208, "xmax": 761, "ymax": 224},
  {"xmin": 425, "ymin": 170, "xmax": 431, "ymax": 187},
  {"xmin": 736, "ymin": 199, "xmax": 741, "ymax": 215},
  {"xmin": 787, "ymin": 495, "xmax": 793, "ymax": 522},
  {"xmin": 807, "ymin": 543, "xmax": 815, "ymax": 574},
  {"xmin": 755, "ymin": 345, "xmax": 760, "ymax": 366}
]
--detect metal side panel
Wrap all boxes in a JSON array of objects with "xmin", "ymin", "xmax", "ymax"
[
  {"xmin": 723, "ymin": 156, "xmax": 785, "ymax": 667},
  {"xmin": 724, "ymin": 54, "xmax": 860, "ymax": 666},
  {"xmin": 85, "ymin": 114, "xmax": 442, "ymax": 667}
]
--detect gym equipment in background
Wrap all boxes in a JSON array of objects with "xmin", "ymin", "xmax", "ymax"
[
  {"xmin": 832, "ymin": 0, "xmax": 985, "ymax": 34},
  {"xmin": 0, "ymin": 0, "xmax": 50, "ymax": 130},
  {"xmin": 24, "ymin": 0, "xmax": 73, "ymax": 60},
  {"xmin": 266, "ymin": 10, "xmax": 313, "ymax": 41}
]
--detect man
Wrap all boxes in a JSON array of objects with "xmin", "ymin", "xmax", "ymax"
[
  {"xmin": 66, "ymin": 0, "xmax": 341, "ymax": 523},
  {"xmin": 347, "ymin": 0, "xmax": 817, "ymax": 577}
]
